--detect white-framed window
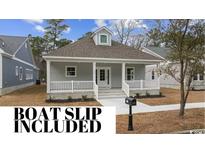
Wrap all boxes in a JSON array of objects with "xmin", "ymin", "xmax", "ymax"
[
  {"xmin": 99, "ymin": 34, "xmax": 108, "ymax": 44},
  {"xmin": 15, "ymin": 66, "xmax": 19, "ymax": 76},
  {"xmin": 199, "ymin": 74, "xmax": 204, "ymax": 80},
  {"xmin": 152, "ymin": 70, "xmax": 155, "ymax": 80},
  {"xmin": 193, "ymin": 74, "xmax": 198, "ymax": 80},
  {"xmin": 65, "ymin": 66, "xmax": 77, "ymax": 77},
  {"xmin": 25, "ymin": 69, "xmax": 33, "ymax": 80},
  {"xmin": 126, "ymin": 67, "xmax": 135, "ymax": 81},
  {"xmin": 19, "ymin": 67, "xmax": 23, "ymax": 80}
]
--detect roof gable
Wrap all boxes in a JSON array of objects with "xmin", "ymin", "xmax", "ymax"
[{"xmin": 145, "ymin": 46, "xmax": 171, "ymax": 59}]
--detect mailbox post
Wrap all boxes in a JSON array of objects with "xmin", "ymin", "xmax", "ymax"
[{"xmin": 125, "ymin": 96, "xmax": 137, "ymax": 131}]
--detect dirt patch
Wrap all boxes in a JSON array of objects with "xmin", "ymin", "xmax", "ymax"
[
  {"xmin": 0, "ymin": 85, "xmax": 101, "ymax": 106},
  {"xmin": 139, "ymin": 88, "xmax": 205, "ymax": 105},
  {"xmin": 116, "ymin": 108, "xmax": 205, "ymax": 134}
]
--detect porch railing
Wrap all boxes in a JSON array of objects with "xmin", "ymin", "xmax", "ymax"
[
  {"xmin": 93, "ymin": 82, "xmax": 99, "ymax": 99},
  {"xmin": 50, "ymin": 81, "xmax": 93, "ymax": 93},
  {"xmin": 126, "ymin": 79, "xmax": 160, "ymax": 90},
  {"xmin": 122, "ymin": 81, "xmax": 130, "ymax": 96}
]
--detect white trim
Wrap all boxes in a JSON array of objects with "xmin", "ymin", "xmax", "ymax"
[
  {"xmin": 142, "ymin": 47, "xmax": 166, "ymax": 60},
  {"xmin": 99, "ymin": 33, "xmax": 109, "ymax": 46},
  {"xmin": 19, "ymin": 66, "xmax": 23, "ymax": 80},
  {"xmin": 43, "ymin": 56, "xmax": 162, "ymax": 63},
  {"xmin": 13, "ymin": 38, "xmax": 29, "ymax": 56},
  {"xmin": 126, "ymin": 67, "xmax": 135, "ymax": 80},
  {"xmin": 91, "ymin": 26, "xmax": 113, "ymax": 37},
  {"xmin": 15, "ymin": 66, "xmax": 19, "ymax": 76},
  {"xmin": 96, "ymin": 67, "xmax": 111, "ymax": 89},
  {"xmin": 0, "ymin": 54, "xmax": 2, "ymax": 88},
  {"xmin": 47, "ymin": 61, "xmax": 51, "ymax": 93},
  {"xmin": 65, "ymin": 66, "xmax": 77, "ymax": 77},
  {"xmin": 25, "ymin": 68, "xmax": 33, "ymax": 80}
]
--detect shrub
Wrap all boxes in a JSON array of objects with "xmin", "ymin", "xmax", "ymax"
[
  {"xmin": 81, "ymin": 95, "xmax": 88, "ymax": 101},
  {"xmin": 68, "ymin": 96, "xmax": 72, "ymax": 101},
  {"xmin": 159, "ymin": 92, "xmax": 162, "ymax": 96},
  {"xmin": 146, "ymin": 91, "xmax": 150, "ymax": 97},
  {"xmin": 135, "ymin": 93, "xmax": 140, "ymax": 98}
]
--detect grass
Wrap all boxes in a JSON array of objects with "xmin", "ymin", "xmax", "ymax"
[
  {"xmin": 0, "ymin": 85, "xmax": 101, "ymax": 106},
  {"xmin": 139, "ymin": 88, "xmax": 205, "ymax": 106},
  {"xmin": 116, "ymin": 108, "xmax": 205, "ymax": 134}
]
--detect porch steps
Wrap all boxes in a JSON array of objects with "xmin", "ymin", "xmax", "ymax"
[{"xmin": 98, "ymin": 89, "xmax": 127, "ymax": 99}]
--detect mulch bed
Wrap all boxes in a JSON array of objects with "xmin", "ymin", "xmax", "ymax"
[{"xmin": 116, "ymin": 108, "xmax": 205, "ymax": 134}]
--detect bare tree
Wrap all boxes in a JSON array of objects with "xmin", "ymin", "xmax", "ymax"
[{"xmin": 128, "ymin": 34, "xmax": 148, "ymax": 49}]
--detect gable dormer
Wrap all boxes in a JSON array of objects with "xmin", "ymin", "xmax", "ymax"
[{"xmin": 91, "ymin": 26, "xmax": 112, "ymax": 46}]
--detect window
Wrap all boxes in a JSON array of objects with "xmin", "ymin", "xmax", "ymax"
[
  {"xmin": 15, "ymin": 66, "xmax": 19, "ymax": 76},
  {"xmin": 199, "ymin": 74, "xmax": 204, "ymax": 80},
  {"xmin": 126, "ymin": 67, "xmax": 135, "ymax": 80},
  {"xmin": 193, "ymin": 74, "xmax": 198, "ymax": 80},
  {"xmin": 19, "ymin": 67, "xmax": 23, "ymax": 80},
  {"xmin": 65, "ymin": 66, "xmax": 77, "ymax": 77},
  {"xmin": 152, "ymin": 70, "xmax": 155, "ymax": 80},
  {"xmin": 100, "ymin": 34, "xmax": 108, "ymax": 44},
  {"xmin": 100, "ymin": 69, "xmax": 105, "ymax": 81},
  {"xmin": 25, "ymin": 69, "xmax": 33, "ymax": 80}
]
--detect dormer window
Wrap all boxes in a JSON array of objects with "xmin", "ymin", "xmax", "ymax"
[{"xmin": 100, "ymin": 34, "xmax": 108, "ymax": 44}]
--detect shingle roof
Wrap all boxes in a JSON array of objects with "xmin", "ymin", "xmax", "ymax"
[
  {"xmin": 146, "ymin": 46, "xmax": 171, "ymax": 59},
  {"xmin": 46, "ymin": 37, "xmax": 162, "ymax": 61},
  {"xmin": 0, "ymin": 35, "xmax": 27, "ymax": 55}
]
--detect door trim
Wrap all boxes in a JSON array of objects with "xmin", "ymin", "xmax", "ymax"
[{"xmin": 96, "ymin": 67, "xmax": 111, "ymax": 89}]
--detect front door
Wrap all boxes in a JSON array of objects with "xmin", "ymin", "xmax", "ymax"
[{"xmin": 96, "ymin": 67, "xmax": 111, "ymax": 89}]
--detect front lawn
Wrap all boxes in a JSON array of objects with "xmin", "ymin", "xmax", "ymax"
[
  {"xmin": 0, "ymin": 85, "xmax": 101, "ymax": 106},
  {"xmin": 116, "ymin": 108, "xmax": 205, "ymax": 134},
  {"xmin": 139, "ymin": 88, "xmax": 205, "ymax": 106}
]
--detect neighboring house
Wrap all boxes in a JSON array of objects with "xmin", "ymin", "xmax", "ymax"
[
  {"xmin": 143, "ymin": 46, "xmax": 205, "ymax": 90},
  {"xmin": 43, "ymin": 27, "xmax": 162, "ymax": 100},
  {"xmin": 0, "ymin": 35, "xmax": 39, "ymax": 95}
]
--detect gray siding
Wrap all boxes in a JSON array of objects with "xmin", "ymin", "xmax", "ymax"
[
  {"xmin": 15, "ymin": 40, "xmax": 34, "ymax": 64},
  {"xmin": 50, "ymin": 62, "xmax": 93, "ymax": 81},
  {"xmin": 2, "ymin": 56, "xmax": 37, "ymax": 88},
  {"xmin": 50, "ymin": 62, "xmax": 145, "ymax": 88}
]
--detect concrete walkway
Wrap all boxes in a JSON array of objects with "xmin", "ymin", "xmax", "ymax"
[{"xmin": 98, "ymin": 98, "xmax": 205, "ymax": 115}]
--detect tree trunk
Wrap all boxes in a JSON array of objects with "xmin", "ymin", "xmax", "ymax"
[{"xmin": 179, "ymin": 80, "xmax": 185, "ymax": 116}]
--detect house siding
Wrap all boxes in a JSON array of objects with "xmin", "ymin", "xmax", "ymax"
[
  {"xmin": 2, "ymin": 56, "xmax": 37, "ymax": 88},
  {"xmin": 15, "ymin": 40, "xmax": 34, "ymax": 65},
  {"xmin": 50, "ymin": 62, "xmax": 145, "ymax": 88}
]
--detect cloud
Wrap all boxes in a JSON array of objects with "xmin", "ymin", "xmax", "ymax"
[
  {"xmin": 23, "ymin": 19, "xmax": 44, "ymax": 24},
  {"xmin": 92, "ymin": 19, "xmax": 107, "ymax": 31},
  {"xmin": 64, "ymin": 27, "xmax": 71, "ymax": 34},
  {"xmin": 35, "ymin": 25, "xmax": 45, "ymax": 33}
]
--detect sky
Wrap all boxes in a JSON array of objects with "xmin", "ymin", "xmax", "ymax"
[{"xmin": 0, "ymin": 19, "xmax": 155, "ymax": 41}]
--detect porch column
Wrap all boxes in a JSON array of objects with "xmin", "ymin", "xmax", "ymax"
[
  {"xmin": 93, "ymin": 62, "xmax": 96, "ymax": 84},
  {"xmin": 46, "ymin": 60, "xmax": 51, "ymax": 93},
  {"xmin": 122, "ymin": 62, "xmax": 125, "ymax": 84}
]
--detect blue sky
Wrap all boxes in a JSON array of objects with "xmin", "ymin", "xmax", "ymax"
[{"xmin": 0, "ymin": 19, "xmax": 155, "ymax": 41}]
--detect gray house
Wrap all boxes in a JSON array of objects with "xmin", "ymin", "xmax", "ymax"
[
  {"xmin": 43, "ymin": 27, "xmax": 162, "ymax": 100},
  {"xmin": 144, "ymin": 46, "xmax": 205, "ymax": 90},
  {"xmin": 0, "ymin": 35, "xmax": 39, "ymax": 95}
]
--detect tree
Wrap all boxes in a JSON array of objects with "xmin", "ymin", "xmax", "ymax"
[
  {"xmin": 44, "ymin": 19, "xmax": 69, "ymax": 50},
  {"xmin": 112, "ymin": 19, "xmax": 147, "ymax": 45},
  {"xmin": 78, "ymin": 32, "xmax": 93, "ymax": 40},
  {"xmin": 128, "ymin": 34, "xmax": 148, "ymax": 50},
  {"xmin": 152, "ymin": 19, "xmax": 205, "ymax": 116}
]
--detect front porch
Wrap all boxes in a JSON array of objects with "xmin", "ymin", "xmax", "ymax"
[{"xmin": 47, "ymin": 61, "xmax": 160, "ymax": 99}]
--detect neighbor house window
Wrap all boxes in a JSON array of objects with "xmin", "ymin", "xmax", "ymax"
[
  {"xmin": 15, "ymin": 66, "xmax": 19, "ymax": 76},
  {"xmin": 199, "ymin": 74, "xmax": 204, "ymax": 80},
  {"xmin": 25, "ymin": 69, "xmax": 33, "ymax": 80},
  {"xmin": 152, "ymin": 70, "xmax": 155, "ymax": 80},
  {"xmin": 65, "ymin": 66, "xmax": 77, "ymax": 77},
  {"xmin": 19, "ymin": 67, "xmax": 23, "ymax": 80},
  {"xmin": 193, "ymin": 74, "xmax": 198, "ymax": 80},
  {"xmin": 126, "ymin": 67, "xmax": 135, "ymax": 80},
  {"xmin": 100, "ymin": 34, "xmax": 108, "ymax": 44}
]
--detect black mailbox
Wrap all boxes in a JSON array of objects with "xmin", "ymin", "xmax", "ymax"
[{"xmin": 125, "ymin": 96, "xmax": 136, "ymax": 106}]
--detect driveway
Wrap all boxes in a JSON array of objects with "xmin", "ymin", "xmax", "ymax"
[{"xmin": 98, "ymin": 98, "xmax": 205, "ymax": 115}]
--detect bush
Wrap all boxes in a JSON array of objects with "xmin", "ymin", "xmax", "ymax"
[
  {"xmin": 135, "ymin": 93, "xmax": 140, "ymax": 98},
  {"xmin": 159, "ymin": 92, "xmax": 162, "ymax": 96},
  {"xmin": 68, "ymin": 96, "xmax": 72, "ymax": 101},
  {"xmin": 81, "ymin": 95, "xmax": 88, "ymax": 101}
]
